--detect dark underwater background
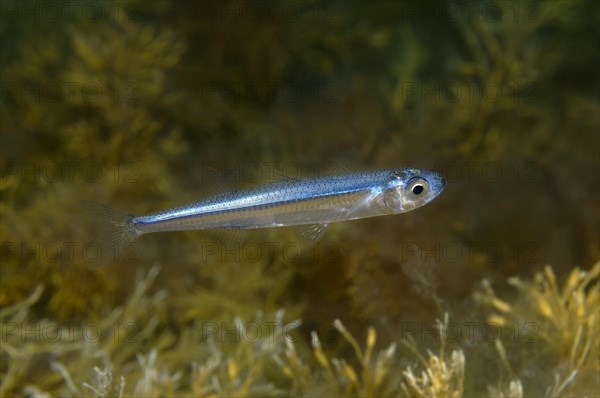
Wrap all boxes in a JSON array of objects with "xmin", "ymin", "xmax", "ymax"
[{"xmin": 1, "ymin": 1, "xmax": 598, "ymax": 396}]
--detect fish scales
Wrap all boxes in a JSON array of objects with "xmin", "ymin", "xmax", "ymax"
[{"xmin": 87, "ymin": 168, "xmax": 446, "ymax": 246}]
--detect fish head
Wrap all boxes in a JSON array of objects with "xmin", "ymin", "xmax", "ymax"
[{"xmin": 382, "ymin": 169, "xmax": 446, "ymax": 213}]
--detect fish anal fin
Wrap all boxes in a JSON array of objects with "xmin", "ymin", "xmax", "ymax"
[
  {"xmin": 295, "ymin": 223, "xmax": 328, "ymax": 247},
  {"xmin": 206, "ymin": 227, "xmax": 247, "ymax": 246}
]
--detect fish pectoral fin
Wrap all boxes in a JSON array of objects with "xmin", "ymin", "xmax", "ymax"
[
  {"xmin": 343, "ymin": 190, "xmax": 379, "ymax": 219},
  {"xmin": 295, "ymin": 223, "xmax": 328, "ymax": 247}
]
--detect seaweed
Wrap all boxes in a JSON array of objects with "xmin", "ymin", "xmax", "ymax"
[
  {"xmin": 2, "ymin": 263, "xmax": 598, "ymax": 396},
  {"xmin": 1, "ymin": 0, "xmax": 599, "ymax": 396},
  {"xmin": 475, "ymin": 262, "xmax": 600, "ymax": 396}
]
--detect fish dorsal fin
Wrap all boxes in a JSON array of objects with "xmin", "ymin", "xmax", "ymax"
[
  {"xmin": 296, "ymin": 223, "xmax": 328, "ymax": 247},
  {"xmin": 269, "ymin": 162, "xmax": 357, "ymax": 183},
  {"xmin": 312, "ymin": 161, "xmax": 357, "ymax": 178},
  {"xmin": 201, "ymin": 164, "xmax": 234, "ymax": 195},
  {"xmin": 268, "ymin": 167, "xmax": 301, "ymax": 184}
]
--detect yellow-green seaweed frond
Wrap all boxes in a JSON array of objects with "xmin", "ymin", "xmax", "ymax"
[{"xmin": 475, "ymin": 262, "xmax": 600, "ymax": 396}]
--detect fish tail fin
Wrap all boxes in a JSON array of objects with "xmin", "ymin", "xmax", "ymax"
[{"xmin": 81, "ymin": 200, "xmax": 140, "ymax": 265}]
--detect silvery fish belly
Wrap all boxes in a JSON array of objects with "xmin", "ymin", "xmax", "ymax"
[{"xmin": 88, "ymin": 168, "xmax": 446, "ymax": 246}]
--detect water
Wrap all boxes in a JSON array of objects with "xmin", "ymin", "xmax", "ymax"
[{"xmin": 1, "ymin": 1, "xmax": 598, "ymax": 396}]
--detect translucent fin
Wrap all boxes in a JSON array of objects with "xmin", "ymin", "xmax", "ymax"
[
  {"xmin": 271, "ymin": 162, "xmax": 357, "ymax": 181},
  {"xmin": 295, "ymin": 223, "xmax": 328, "ymax": 247},
  {"xmin": 344, "ymin": 189, "xmax": 380, "ymax": 219},
  {"xmin": 316, "ymin": 161, "xmax": 356, "ymax": 177},
  {"xmin": 269, "ymin": 167, "xmax": 301, "ymax": 183},
  {"xmin": 206, "ymin": 228, "xmax": 247, "ymax": 246},
  {"xmin": 201, "ymin": 164, "xmax": 234, "ymax": 195},
  {"xmin": 81, "ymin": 200, "xmax": 139, "ymax": 266}
]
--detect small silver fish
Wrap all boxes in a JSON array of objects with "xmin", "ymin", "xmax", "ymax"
[{"xmin": 88, "ymin": 168, "xmax": 445, "ymax": 249}]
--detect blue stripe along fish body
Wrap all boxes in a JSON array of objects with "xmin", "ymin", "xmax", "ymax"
[{"xmin": 85, "ymin": 168, "xmax": 446, "ymax": 251}]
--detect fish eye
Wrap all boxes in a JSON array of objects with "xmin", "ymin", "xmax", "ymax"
[{"xmin": 407, "ymin": 178, "xmax": 428, "ymax": 197}]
